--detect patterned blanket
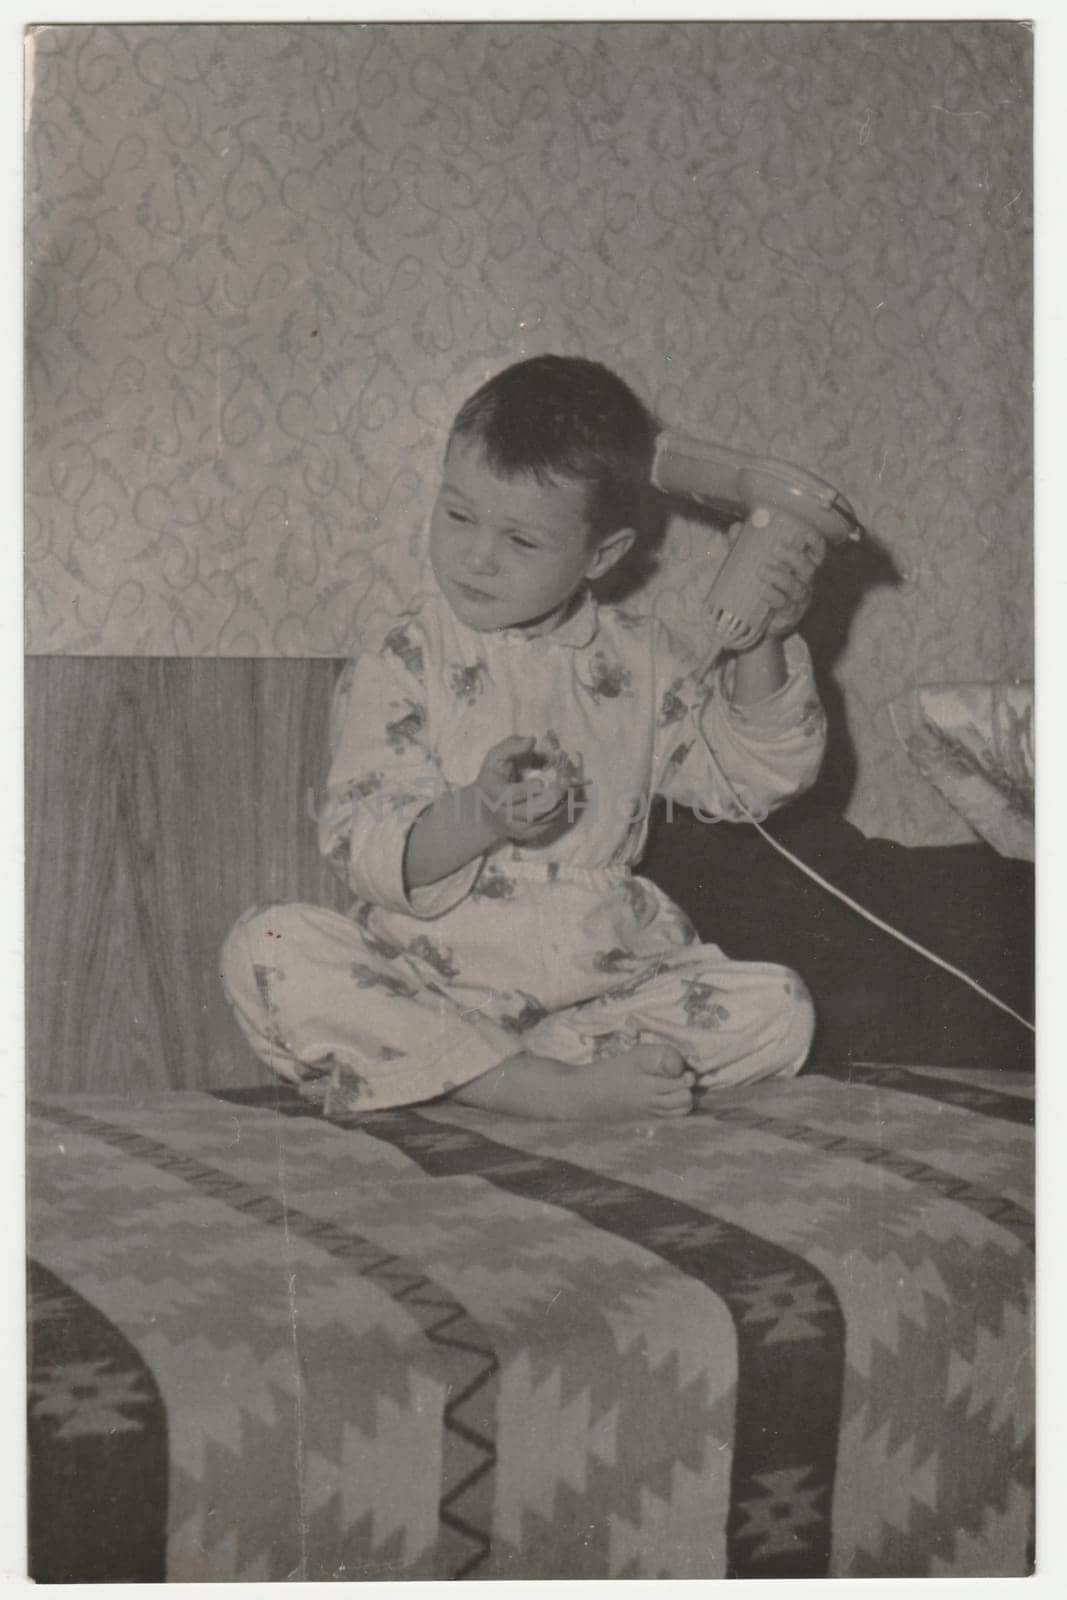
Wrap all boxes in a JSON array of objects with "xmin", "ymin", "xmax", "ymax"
[{"xmin": 27, "ymin": 1065, "xmax": 1034, "ymax": 1581}]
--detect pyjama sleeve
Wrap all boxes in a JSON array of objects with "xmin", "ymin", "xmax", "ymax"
[
  {"xmin": 650, "ymin": 620, "xmax": 827, "ymax": 822},
  {"xmin": 319, "ymin": 619, "xmax": 483, "ymax": 918}
]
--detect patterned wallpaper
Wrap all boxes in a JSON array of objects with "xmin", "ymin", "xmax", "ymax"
[{"xmin": 25, "ymin": 21, "xmax": 1032, "ymax": 844}]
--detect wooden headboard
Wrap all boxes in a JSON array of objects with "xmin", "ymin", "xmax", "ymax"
[{"xmin": 26, "ymin": 658, "xmax": 347, "ymax": 1094}]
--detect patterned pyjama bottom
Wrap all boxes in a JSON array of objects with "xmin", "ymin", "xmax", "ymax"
[{"xmin": 220, "ymin": 862, "xmax": 815, "ymax": 1113}]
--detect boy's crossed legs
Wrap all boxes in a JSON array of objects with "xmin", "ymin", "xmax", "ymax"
[{"xmin": 221, "ymin": 903, "xmax": 814, "ymax": 1121}]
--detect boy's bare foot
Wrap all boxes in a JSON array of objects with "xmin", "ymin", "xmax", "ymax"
[{"xmin": 451, "ymin": 1043, "xmax": 694, "ymax": 1121}]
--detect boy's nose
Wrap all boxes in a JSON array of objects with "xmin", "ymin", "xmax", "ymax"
[{"xmin": 466, "ymin": 532, "xmax": 499, "ymax": 574}]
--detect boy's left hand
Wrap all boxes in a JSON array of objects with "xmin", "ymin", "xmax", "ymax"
[{"xmin": 727, "ymin": 514, "xmax": 828, "ymax": 640}]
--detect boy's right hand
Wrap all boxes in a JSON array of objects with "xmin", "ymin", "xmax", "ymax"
[{"xmin": 476, "ymin": 736, "xmax": 573, "ymax": 843}]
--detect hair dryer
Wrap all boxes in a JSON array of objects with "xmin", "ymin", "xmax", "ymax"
[{"xmin": 650, "ymin": 431, "xmax": 864, "ymax": 653}]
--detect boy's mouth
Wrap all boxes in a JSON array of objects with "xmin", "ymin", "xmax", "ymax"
[{"xmin": 451, "ymin": 577, "xmax": 497, "ymax": 602}]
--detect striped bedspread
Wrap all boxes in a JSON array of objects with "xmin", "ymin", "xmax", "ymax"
[{"xmin": 27, "ymin": 1064, "xmax": 1034, "ymax": 1580}]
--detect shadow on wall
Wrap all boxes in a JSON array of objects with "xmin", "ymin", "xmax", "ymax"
[{"xmin": 800, "ymin": 530, "xmax": 903, "ymax": 817}]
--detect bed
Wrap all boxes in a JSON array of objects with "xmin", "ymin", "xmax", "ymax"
[{"xmin": 28, "ymin": 1061, "xmax": 1033, "ymax": 1581}]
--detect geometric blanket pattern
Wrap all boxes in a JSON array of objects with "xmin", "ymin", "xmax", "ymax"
[{"xmin": 28, "ymin": 1063, "xmax": 1034, "ymax": 1579}]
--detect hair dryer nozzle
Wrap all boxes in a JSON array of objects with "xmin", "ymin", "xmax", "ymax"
[{"xmin": 651, "ymin": 431, "xmax": 864, "ymax": 544}]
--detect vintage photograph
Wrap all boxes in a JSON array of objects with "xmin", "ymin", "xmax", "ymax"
[{"xmin": 24, "ymin": 20, "xmax": 1034, "ymax": 1581}]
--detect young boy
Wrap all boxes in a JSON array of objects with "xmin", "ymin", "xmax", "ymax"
[{"xmin": 221, "ymin": 356, "xmax": 828, "ymax": 1121}]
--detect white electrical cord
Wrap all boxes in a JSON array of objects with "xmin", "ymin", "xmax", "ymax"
[
  {"xmin": 726, "ymin": 787, "xmax": 1035, "ymax": 1035},
  {"xmin": 698, "ymin": 710, "xmax": 1035, "ymax": 1036}
]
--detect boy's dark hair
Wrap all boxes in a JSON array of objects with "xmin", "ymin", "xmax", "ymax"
[{"xmin": 449, "ymin": 355, "xmax": 659, "ymax": 540}]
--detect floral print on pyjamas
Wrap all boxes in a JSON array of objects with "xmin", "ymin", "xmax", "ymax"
[{"xmin": 221, "ymin": 587, "xmax": 826, "ymax": 1112}]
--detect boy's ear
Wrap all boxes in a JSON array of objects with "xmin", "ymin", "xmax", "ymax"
[{"xmin": 585, "ymin": 526, "xmax": 635, "ymax": 581}]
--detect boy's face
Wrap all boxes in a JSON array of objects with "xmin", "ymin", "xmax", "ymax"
[{"xmin": 429, "ymin": 437, "xmax": 629, "ymax": 633}]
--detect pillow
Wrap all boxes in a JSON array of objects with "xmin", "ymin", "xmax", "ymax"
[{"xmin": 892, "ymin": 682, "xmax": 1034, "ymax": 860}]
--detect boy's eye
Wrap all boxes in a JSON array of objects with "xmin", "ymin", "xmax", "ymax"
[
  {"xmin": 509, "ymin": 534, "xmax": 538, "ymax": 551},
  {"xmin": 446, "ymin": 508, "xmax": 472, "ymax": 525}
]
